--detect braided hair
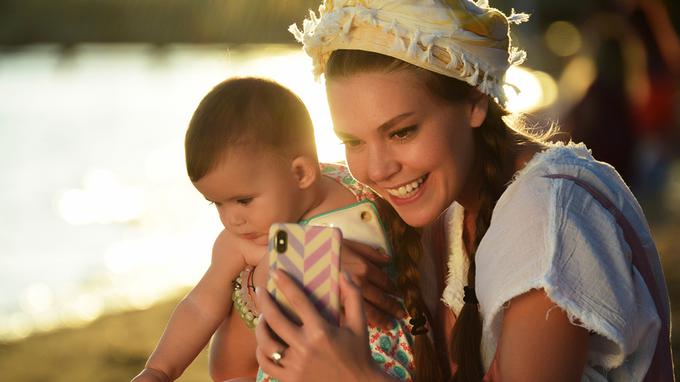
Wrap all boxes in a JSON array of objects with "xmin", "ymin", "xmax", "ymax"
[
  {"xmin": 378, "ymin": 198, "xmax": 446, "ymax": 382},
  {"xmin": 327, "ymin": 49, "xmax": 547, "ymax": 381}
]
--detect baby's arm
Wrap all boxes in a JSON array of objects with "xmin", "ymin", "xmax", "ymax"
[
  {"xmin": 132, "ymin": 230, "xmax": 247, "ymax": 382},
  {"xmin": 210, "ymin": 249, "xmax": 270, "ymax": 379}
]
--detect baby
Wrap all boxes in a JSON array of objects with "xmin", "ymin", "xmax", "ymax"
[{"xmin": 132, "ymin": 77, "xmax": 431, "ymax": 382}]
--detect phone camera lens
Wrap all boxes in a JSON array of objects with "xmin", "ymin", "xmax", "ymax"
[{"xmin": 275, "ymin": 230, "xmax": 288, "ymax": 253}]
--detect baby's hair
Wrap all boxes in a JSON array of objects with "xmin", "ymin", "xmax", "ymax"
[
  {"xmin": 185, "ymin": 77, "xmax": 317, "ymax": 182},
  {"xmin": 327, "ymin": 49, "xmax": 549, "ymax": 381}
]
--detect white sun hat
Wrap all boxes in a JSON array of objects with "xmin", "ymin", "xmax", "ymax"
[{"xmin": 290, "ymin": 0, "xmax": 530, "ymax": 107}]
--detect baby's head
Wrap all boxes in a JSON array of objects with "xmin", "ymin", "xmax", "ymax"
[
  {"xmin": 186, "ymin": 77, "xmax": 318, "ymax": 182},
  {"xmin": 186, "ymin": 77, "xmax": 321, "ymax": 244}
]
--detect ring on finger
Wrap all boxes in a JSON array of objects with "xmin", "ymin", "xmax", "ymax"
[{"xmin": 271, "ymin": 348, "xmax": 285, "ymax": 366}]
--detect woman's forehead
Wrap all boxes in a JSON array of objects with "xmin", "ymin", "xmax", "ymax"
[
  {"xmin": 326, "ymin": 69, "xmax": 424, "ymax": 93},
  {"xmin": 326, "ymin": 71, "xmax": 440, "ymax": 132}
]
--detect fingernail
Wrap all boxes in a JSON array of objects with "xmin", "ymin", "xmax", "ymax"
[
  {"xmin": 342, "ymin": 271, "xmax": 354, "ymax": 285},
  {"xmin": 255, "ymin": 286, "xmax": 262, "ymax": 295},
  {"xmin": 271, "ymin": 270, "xmax": 280, "ymax": 282}
]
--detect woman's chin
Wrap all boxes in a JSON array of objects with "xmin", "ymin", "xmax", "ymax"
[{"xmin": 394, "ymin": 206, "xmax": 439, "ymax": 228}]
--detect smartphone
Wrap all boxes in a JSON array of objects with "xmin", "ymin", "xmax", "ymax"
[
  {"xmin": 301, "ymin": 199, "xmax": 392, "ymax": 257},
  {"xmin": 266, "ymin": 223, "xmax": 342, "ymax": 326}
]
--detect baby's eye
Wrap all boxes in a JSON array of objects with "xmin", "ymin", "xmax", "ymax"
[
  {"xmin": 236, "ymin": 198, "xmax": 253, "ymax": 206},
  {"xmin": 390, "ymin": 126, "xmax": 417, "ymax": 140}
]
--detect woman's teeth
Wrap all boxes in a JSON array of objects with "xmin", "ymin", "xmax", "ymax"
[{"xmin": 386, "ymin": 176, "xmax": 425, "ymax": 198}]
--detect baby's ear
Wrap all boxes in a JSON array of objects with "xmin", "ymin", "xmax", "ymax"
[{"xmin": 290, "ymin": 155, "xmax": 318, "ymax": 189}]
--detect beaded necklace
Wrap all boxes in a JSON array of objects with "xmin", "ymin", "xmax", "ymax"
[{"xmin": 231, "ymin": 266, "xmax": 260, "ymax": 329}]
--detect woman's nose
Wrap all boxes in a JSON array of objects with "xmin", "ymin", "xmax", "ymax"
[{"xmin": 367, "ymin": 145, "xmax": 400, "ymax": 183}]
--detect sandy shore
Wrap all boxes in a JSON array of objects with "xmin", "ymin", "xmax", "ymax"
[
  {"xmin": 0, "ymin": 294, "xmax": 209, "ymax": 382},
  {"xmin": 2, "ymin": 205, "xmax": 679, "ymax": 381}
]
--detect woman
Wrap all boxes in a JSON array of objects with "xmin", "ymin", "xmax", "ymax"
[{"xmin": 254, "ymin": 0, "xmax": 673, "ymax": 380}]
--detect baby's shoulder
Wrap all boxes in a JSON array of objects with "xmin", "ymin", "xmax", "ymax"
[
  {"xmin": 320, "ymin": 162, "xmax": 378, "ymax": 202},
  {"xmin": 212, "ymin": 229, "xmax": 261, "ymax": 267},
  {"xmin": 213, "ymin": 229, "xmax": 237, "ymax": 253}
]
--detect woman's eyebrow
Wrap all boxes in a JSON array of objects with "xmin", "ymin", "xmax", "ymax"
[
  {"xmin": 377, "ymin": 112, "xmax": 414, "ymax": 133},
  {"xmin": 335, "ymin": 112, "xmax": 415, "ymax": 139}
]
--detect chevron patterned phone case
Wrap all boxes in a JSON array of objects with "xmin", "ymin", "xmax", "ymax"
[{"xmin": 267, "ymin": 223, "xmax": 342, "ymax": 326}]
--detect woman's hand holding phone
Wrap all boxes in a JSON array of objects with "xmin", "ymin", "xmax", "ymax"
[
  {"xmin": 255, "ymin": 271, "xmax": 393, "ymax": 382},
  {"xmin": 267, "ymin": 222, "xmax": 403, "ymax": 327},
  {"xmin": 340, "ymin": 240, "xmax": 406, "ymax": 326},
  {"xmin": 301, "ymin": 199, "xmax": 405, "ymax": 326}
]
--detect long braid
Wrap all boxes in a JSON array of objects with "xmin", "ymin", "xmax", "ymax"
[
  {"xmin": 325, "ymin": 49, "xmax": 533, "ymax": 381},
  {"xmin": 377, "ymin": 199, "xmax": 445, "ymax": 382},
  {"xmin": 450, "ymin": 102, "xmax": 518, "ymax": 381}
]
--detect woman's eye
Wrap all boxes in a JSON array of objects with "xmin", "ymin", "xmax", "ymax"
[
  {"xmin": 341, "ymin": 139, "xmax": 362, "ymax": 148},
  {"xmin": 390, "ymin": 126, "xmax": 417, "ymax": 140},
  {"xmin": 236, "ymin": 198, "xmax": 253, "ymax": 206}
]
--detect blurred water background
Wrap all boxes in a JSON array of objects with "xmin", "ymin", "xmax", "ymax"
[
  {"xmin": 0, "ymin": 0, "xmax": 679, "ymax": 380},
  {"xmin": 0, "ymin": 43, "xmax": 345, "ymax": 342}
]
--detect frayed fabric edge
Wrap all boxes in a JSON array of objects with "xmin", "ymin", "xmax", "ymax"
[
  {"xmin": 481, "ymin": 280, "xmax": 628, "ymax": 372},
  {"xmin": 441, "ymin": 203, "xmax": 467, "ymax": 315}
]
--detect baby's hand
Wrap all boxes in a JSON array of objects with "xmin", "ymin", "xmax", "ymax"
[{"xmin": 252, "ymin": 257, "xmax": 269, "ymax": 290}]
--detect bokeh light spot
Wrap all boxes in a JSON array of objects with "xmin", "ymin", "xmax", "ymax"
[
  {"xmin": 56, "ymin": 169, "xmax": 144, "ymax": 225},
  {"xmin": 19, "ymin": 283, "xmax": 54, "ymax": 315},
  {"xmin": 545, "ymin": 21, "xmax": 582, "ymax": 57},
  {"xmin": 504, "ymin": 67, "xmax": 544, "ymax": 113},
  {"xmin": 533, "ymin": 70, "xmax": 559, "ymax": 109}
]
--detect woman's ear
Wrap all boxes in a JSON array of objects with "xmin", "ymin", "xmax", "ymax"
[
  {"xmin": 290, "ymin": 155, "xmax": 319, "ymax": 189},
  {"xmin": 469, "ymin": 93, "xmax": 489, "ymax": 128}
]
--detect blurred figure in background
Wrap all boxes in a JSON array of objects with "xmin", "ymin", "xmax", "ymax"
[
  {"xmin": 562, "ymin": 35, "xmax": 637, "ymax": 185},
  {"xmin": 562, "ymin": 0, "xmax": 680, "ymax": 218},
  {"xmin": 627, "ymin": 0, "xmax": 680, "ymax": 217}
]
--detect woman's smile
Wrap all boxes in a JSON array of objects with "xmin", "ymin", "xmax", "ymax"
[
  {"xmin": 327, "ymin": 70, "xmax": 483, "ymax": 227},
  {"xmin": 385, "ymin": 174, "xmax": 427, "ymax": 198}
]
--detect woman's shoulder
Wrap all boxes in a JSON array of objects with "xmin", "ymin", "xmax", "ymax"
[
  {"xmin": 477, "ymin": 141, "xmax": 647, "ymax": 316},
  {"xmin": 496, "ymin": 141, "xmax": 642, "ymax": 221},
  {"xmin": 475, "ymin": 142, "xmax": 663, "ymax": 375},
  {"xmin": 510, "ymin": 141, "xmax": 620, "ymax": 187},
  {"xmin": 485, "ymin": 141, "xmax": 648, "ymax": 259}
]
